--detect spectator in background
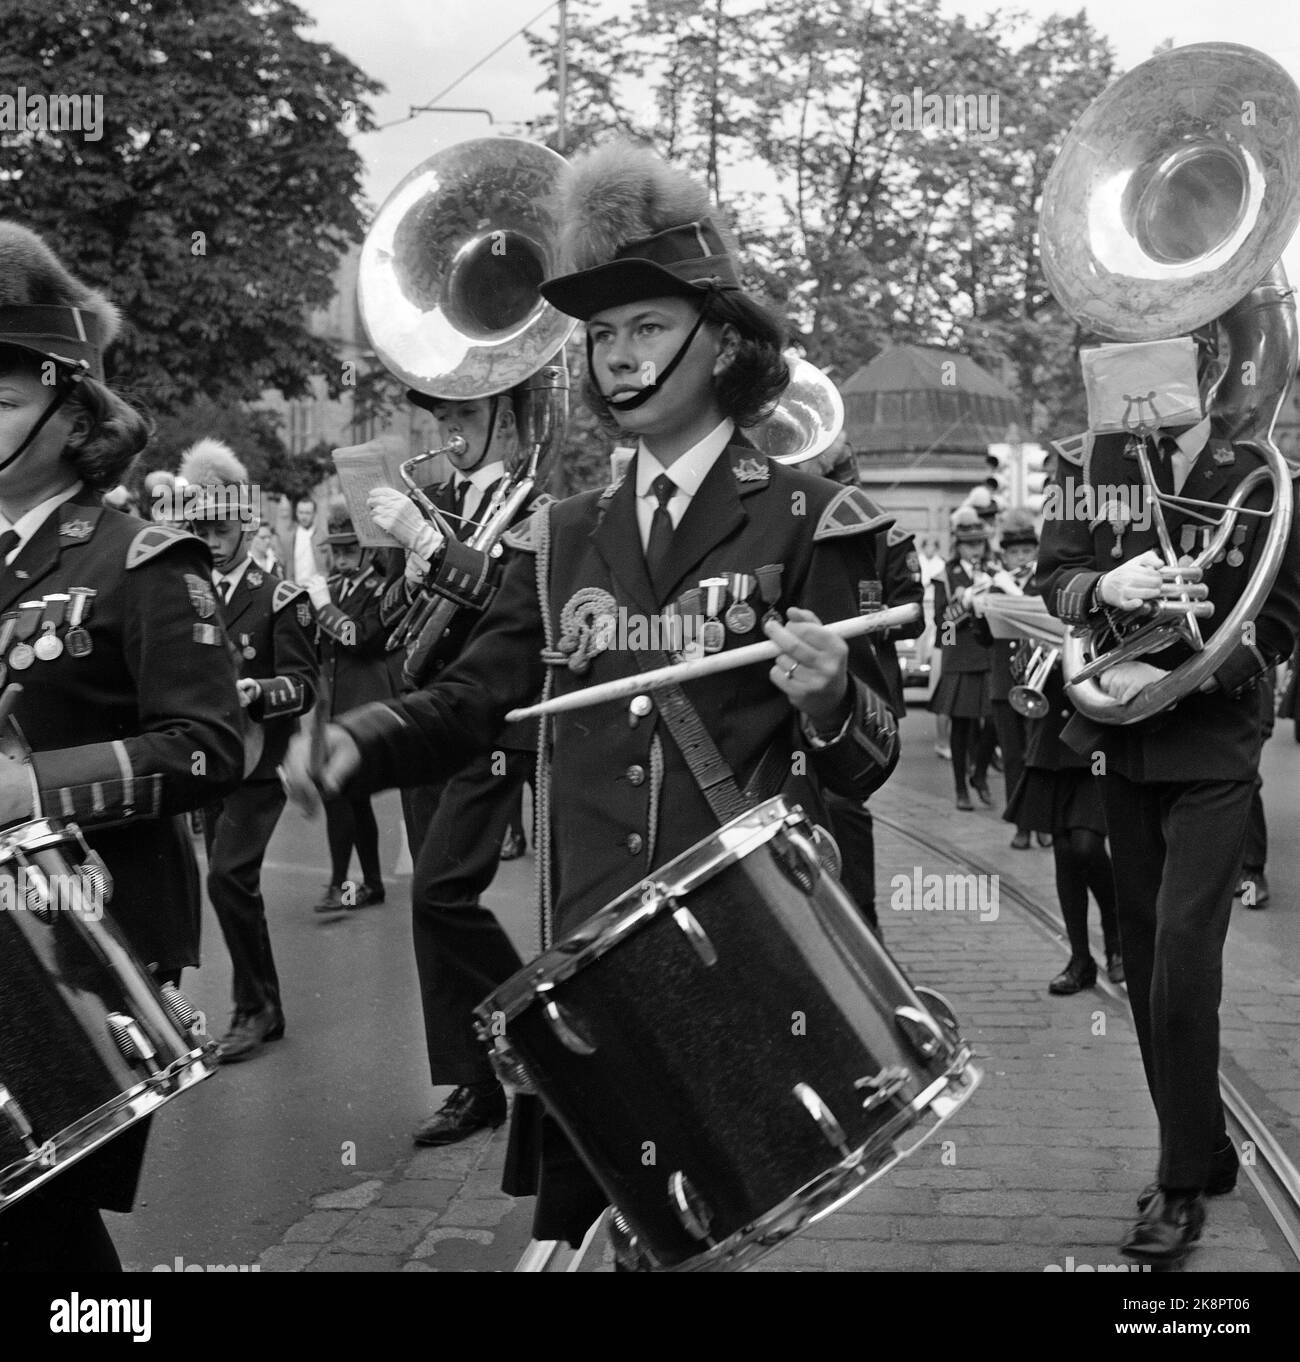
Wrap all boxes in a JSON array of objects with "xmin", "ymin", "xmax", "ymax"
[
  {"xmin": 276, "ymin": 493, "xmax": 327, "ymax": 587},
  {"xmin": 250, "ymin": 522, "xmax": 284, "ymax": 576}
]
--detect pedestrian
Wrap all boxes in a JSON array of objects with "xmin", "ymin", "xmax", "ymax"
[
  {"xmin": 0, "ymin": 222, "xmax": 243, "ymax": 1270},
  {"xmin": 282, "ymin": 139, "xmax": 901, "ymax": 1257},
  {"xmin": 182, "ymin": 438, "xmax": 320, "ymax": 1065}
]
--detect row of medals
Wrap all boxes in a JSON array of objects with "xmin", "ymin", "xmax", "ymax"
[
  {"xmin": 670, "ymin": 571, "xmax": 775, "ymax": 660},
  {"xmin": 0, "ymin": 589, "xmax": 95, "ymax": 677}
]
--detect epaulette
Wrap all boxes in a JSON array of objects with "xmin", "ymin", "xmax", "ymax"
[
  {"xmin": 1050, "ymin": 431, "xmax": 1091, "ymax": 469},
  {"xmin": 503, "ymin": 515, "xmax": 539, "ymax": 554},
  {"xmin": 886, "ymin": 524, "xmax": 913, "ymax": 547},
  {"xmin": 813, "ymin": 486, "xmax": 894, "ymax": 541},
  {"xmin": 126, "ymin": 523, "xmax": 191, "ymax": 570},
  {"xmin": 529, "ymin": 492, "xmax": 557, "ymax": 513},
  {"xmin": 272, "ymin": 579, "xmax": 307, "ymax": 612}
]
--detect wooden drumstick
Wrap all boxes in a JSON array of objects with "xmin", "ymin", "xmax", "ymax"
[
  {"xmin": 0, "ymin": 682, "xmax": 23, "ymax": 732},
  {"xmin": 504, "ymin": 604, "xmax": 921, "ymax": 723}
]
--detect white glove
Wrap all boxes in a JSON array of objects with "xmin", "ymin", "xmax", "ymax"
[
  {"xmin": 1099, "ymin": 549, "xmax": 1205, "ymax": 611},
  {"xmin": 369, "ymin": 487, "xmax": 442, "ymax": 554},
  {"xmin": 236, "ymin": 678, "xmax": 262, "ymax": 709},
  {"xmin": 405, "ymin": 550, "xmax": 431, "ymax": 587},
  {"xmin": 990, "ymin": 569, "xmax": 1021, "ymax": 595},
  {"xmin": 305, "ymin": 574, "xmax": 331, "ymax": 610}
]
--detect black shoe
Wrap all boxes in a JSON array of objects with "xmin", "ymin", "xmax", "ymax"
[
  {"xmin": 1106, "ymin": 952, "xmax": 1125, "ymax": 985},
  {"xmin": 216, "ymin": 1007, "xmax": 277, "ymax": 1064},
  {"xmin": 1236, "ymin": 870, "xmax": 1269, "ymax": 909},
  {"xmin": 1048, "ymin": 957, "xmax": 1097, "ymax": 995},
  {"xmin": 990, "ymin": 752, "xmax": 1004, "ymax": 774},
  {"xmin": 955, "ymin": 792, "xmax": 974, "ymax": 811},
  {"xmin": 349, "ymin": 882, "xmax": 385, "ymax": 909},
  {"xmin": 1010, "ymin": 829, "xmax": 1031, "ymax": 850},
  {"xmin": 1036, "ymin": 832, "xmax": 1053, "ymax": 848},
  {"xmin": 1121, "ymin": 1189, "xmax": 1206, "ymax": 1264},
  {"xmin": 412, "ymin": 1084, "xmax": 507, "ymax": 1147},
  {"xmin": 313, "ymin": 883, "xmax": 346, "ymax": 915},
  {"xmin": 1137, "ymin": 1144, "xmax": 1238, "ymax": 1212},
  {"xmin": 971, "ymin": 780, "xmax": 993, "ymax": 807},
  {"xmin": 500, "ymin": 829, "xmax": 526, "ymax": 861}
]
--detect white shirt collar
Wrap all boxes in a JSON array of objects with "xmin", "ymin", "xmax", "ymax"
[
  {"xmin": 0, "ymin": 482, "xmax": 85, "ymax": 544},
  {"xmin": 214, "ymin": 554, "xmax": 253, "ymax": 592},
  {"xmin": 635, "ymin": 419, "xmax": 735, "ymax": 500},
  {"xmin": 455, "ymin": 459, "xmax": 507, "ymax": 494},
  {"xmin": 1167, "ymin": 417, "xmax": 1211, "ymax": 461}
]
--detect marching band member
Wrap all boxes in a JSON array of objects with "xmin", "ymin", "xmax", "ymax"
[
  {"xmin": 930, "ymin": 506, "xmax": 996, "ymax": 809},
  {"xmin": 1036, "ymin": 390, "xmax": 1300, "ymax": 1264},
  {"xmin": 0, "ymin": 223, "xmax": 243, "ymax": 1270},
  {"xmin": 181, "ymin": 439, "xmax": 319, "ymax": 1065},
  {"xmin": 283, "ymin": 140, "xmax": 901, "ymax": 1253},
  {"xmin": 313, "ymin": 499, "xmax": 392, "ymax": 914},
  {"xmin": 364, "ymin": 384, "xmax": 539, "ymax": 1148}
]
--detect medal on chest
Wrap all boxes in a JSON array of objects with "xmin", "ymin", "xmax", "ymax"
[
  {"xmin": 66, "ymin": 588, "xmax": 96, "ymax": 657},
  {"xmin": 699, "ymin": 577, "xmax": 728, "ymax": 654},
  {"xmin": 240, "ymin": 632, "xmax": 256, "ymax": 660},
  {"xmin": 724, "ymin": 572, "xmax": 757, "ymax": 635},
  {"xmin": 33, "ymin": 594, "xmax": 69, "ymax": 661},
  {"xmin": 8, "ymin": 600, "xmax": 44, "ymax": 670}
]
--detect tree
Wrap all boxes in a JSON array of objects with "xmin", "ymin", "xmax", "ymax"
[{"xmin": 0, "ymin": 0, "xmax": 382, "ymax": 415}]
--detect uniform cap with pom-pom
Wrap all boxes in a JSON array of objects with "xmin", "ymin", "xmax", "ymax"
[
  {"xmin": 177, "ymin": 438, "xmax": 257, "ymax": 525},
  {"xmin": 999, "ymin": 507, "xmax": 1039, "ymax": 547},
  {"xmin": 324, "ymin": 495, "xmax": 358, "ymax": 545},
  {"xmin": 950, "ymin": 505, "xmax": 991, "ymax": 543},
  {"xmin": 0, "ymin": 222, "xmax": 120, "ymax": 380},
  {"xmin": 539, "ymin": 142, "xmax": 742, "ymax": 321}
]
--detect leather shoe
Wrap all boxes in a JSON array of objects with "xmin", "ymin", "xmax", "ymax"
[
  {"xmin": 500, "ymin": 829, "xmax": 526, "ymax": 861},
  {"xmin": 349, "ymin": 882, "xmax": 385, "ymax": 909},
  {"xmin": 1106, "ymin": 952, "xmax": 1125, "ymax": 985},
  {"xmin": 955, "ymin": 791, "xmax": 974, "ymax": 811},
  {"xmin": 1121, "ymin": 1189, "xmax": 1206, "ymax": 1264},
  {"xmin": 217, "ymin": 1008, "xmax": 277, "ymax": 1064},
  {"xmin": 1048, "ymin": 957, "xmax": 1097, "ymax": 995},
  {"xmin": 314, "ymin": 883, "xmax": 345, "ymax": 915},
  {"xmin": 412, "ymin": 1084, "xmax": 507, "ymax": 1146},
  {"xmin": 1137, "ymin": 1143, "xmax": 1238, "ymax": 1212},
  {"xmin": 1010, "ymin": 829, "xmax": 1031, "ymax": 850},
  {"xmin": 1236, "ymin": 869, "xmax": 1269, "ymax": 909},
  {"xmin": 971, "ymin": 780, "xmax": 993, "ymax": 807},
  {"xmin": 1035, "ymin": 832, "xmax": 1053, "ymax": 848}
]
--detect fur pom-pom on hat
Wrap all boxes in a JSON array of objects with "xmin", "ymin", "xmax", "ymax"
[
  {"xmin": 178, "ymin": 438, "xmax": 249, "ymax": 488},
  {"xmin": 0, "ymin": 222, "xmax": 120, "ymax": 378},
  {"xmin": 999, "ymin": 507, "xmax": 1039, "ymax": 546},
  {"xmin": 540, "ymin": 140, "xmax": 743, "ymax": 321},
  {"xmin": 177, "ymin": 438, "xmax": 256, "ymax": 524}
]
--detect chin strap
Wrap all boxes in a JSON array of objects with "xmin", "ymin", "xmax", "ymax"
[
  {"xmin": 0, "ymin": 369, "xmax": 84, "ymax": 475},
  {"xmin": 589, "ymin": 307, "xmax": 711, "ymax": 414}
]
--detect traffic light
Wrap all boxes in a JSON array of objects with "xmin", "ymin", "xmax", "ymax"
[
  {"xmin": 1022, "ymin": 444, "xmax": 1050, "ymax": 515},
  {"xmin": 985, "ymin": 444, "xmax": 1013, "ymax": 507}
]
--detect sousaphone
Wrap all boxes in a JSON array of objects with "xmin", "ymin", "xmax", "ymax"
[{"xmin": 1039, "ymin": 42, "xmax": 1300, "ymax": 725}]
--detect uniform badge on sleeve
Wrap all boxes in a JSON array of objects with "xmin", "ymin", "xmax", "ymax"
[
  {"xmin": 184, "ymin": 574, "xmax": 216, "ymax": 619},
  {"xmin": 296, "ymin": 601, "xmax": 313, "ymax": 628}
]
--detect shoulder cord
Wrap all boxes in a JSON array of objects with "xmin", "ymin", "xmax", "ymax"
[{"xmin": 533, "ymin": 502, "xmax": 557, "ymax": 952}]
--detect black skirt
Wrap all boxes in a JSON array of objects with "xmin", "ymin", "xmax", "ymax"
[
  {"xmin": 929, "ymin": 670, "xmax": 991, "ymax": 719},
  {"xmin": 1004, "ymin": 767, "xmax": 1106, "ymax": 836}
]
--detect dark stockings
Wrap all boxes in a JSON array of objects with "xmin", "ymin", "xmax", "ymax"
[
  {"xmin": 325, "ymin": 793, "xmax": 382, "ymax": 888},
  {"xmin": 1053, "ymin": 827, "xmax": 1119, "ymax": 962}
]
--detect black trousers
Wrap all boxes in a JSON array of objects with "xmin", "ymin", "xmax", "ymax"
[
  {"xmin": 825, "ymin": 793, "xmax": 878, "ymax": 932},
  {"xmin": 1098, "ymin": 773, "xmax": 1252, "ymax": 1189},
  {"xmin": 991, "ymin": 699, "xmax": 1027, "ymax": 824},
  {"xmin": 204, "ymin": 780, "xmax": 287, "ymax": 1019},
  {"xmin": 410, "ymin": 749, "xmax": 531, "ymax": 1089},
  {"xmin": 1241, "ymin": 675, "xmax": 1274, "ymax": 872}
]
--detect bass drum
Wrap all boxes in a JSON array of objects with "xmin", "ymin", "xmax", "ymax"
[
  {"xmin": 479, "ymin": 796, "xmax": 980, "ymax": 1271},
  {"xmin": 0, "ymin": 819, "xmax": 216, "ymax": 1211}
]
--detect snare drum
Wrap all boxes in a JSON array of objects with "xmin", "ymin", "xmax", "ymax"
[
  {"xmin": 479, "ymin": 796, "xmax": 980, "ymax": 1272},
  {"xmin": 0, "ymin": 820, "xmax": 216, "ymax": 1212}
]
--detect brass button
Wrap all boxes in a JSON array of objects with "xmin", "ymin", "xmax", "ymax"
[
  {"xmin": 626, "ymin": 765, "xmax": 646, "ymax": 786},
  {"xmin": 629, "ymin": 695, "xmax": 653, "ymax": 717},
  {"xmin": 625, "ymin": 832, "xmax": 643, "ymax": 855}
]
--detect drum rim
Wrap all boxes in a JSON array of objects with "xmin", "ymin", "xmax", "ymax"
[
  {"xmin": 0, "ymin": 1053, "xmax": 213, "ymax": 1212},
  {"xmin": 479, "ymin": 796, "xmax": 801, "ymax": 1022},
  {"xmin": 0, "ymin": 818, "xmax": 89, "ymax": 862}
]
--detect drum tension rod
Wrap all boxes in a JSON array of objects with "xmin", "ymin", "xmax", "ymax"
[{"xmin": 0, "ymin": 1082, "xmax": 41, "ymax": 1156}]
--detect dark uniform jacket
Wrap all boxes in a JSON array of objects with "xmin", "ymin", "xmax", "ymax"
[
  {"xmin": 217, "ymin": 562, "xmax": 318, "ymax": 781},
  {"xmin": 1034, "ymin": 425, "xmax": 1300, "ymax": 782},
  {"xmin": 341, "ymin": 440, "xmax": 901, "ymax": 941},
  {"xmin": 932, "ymin": 557, "xmax": 995, "ymax": 673},
  {"xmin": 866, "ymin": 525, "xmax": 926, "ymax": 718},
  {"xmin": 316, "ymin": 559, "xmax": 394, "ymax": 717},
  {"xmin": 2, "ymin": 492, "xmax": 244, "ymax": 971}
]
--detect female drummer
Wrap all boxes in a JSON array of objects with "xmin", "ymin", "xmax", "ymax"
[
  {"xmin": 0, "ymin": 223, "xmax": 243, "ymax": 1271},
  {"xmin": 283, "ymin": 140, "xmax": 901, "ymax": 1259},
  {"xmin": 930, "ymin": 508, "xmax": 996, "ymax": 809}
]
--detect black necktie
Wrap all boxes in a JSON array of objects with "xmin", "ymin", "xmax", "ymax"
[
  {"xmin": 1153, "ymin": 437, "xmax": 1177, "ymax": 496},
  {"xmin": 645, "ymin": 473, "xmax": 677, "ymax": 588},
  {"xmin": 218, "ymin": 575, "xmax": 235, "ymax": 605},
  {"xmin": 451, "ymin": 479, "xmax": 471, "ymax": 535},
  {"xmin": 0, "ymin": 529, "xmax": 19, "ymax": 565}
]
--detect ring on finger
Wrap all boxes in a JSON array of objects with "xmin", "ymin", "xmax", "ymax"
[{"xmin": 785, "ymin": 660, "xmax": 799, "ymax": 679}]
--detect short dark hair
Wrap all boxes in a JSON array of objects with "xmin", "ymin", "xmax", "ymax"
[
  {"xmin": 582, "ymin": 289, "xmax": 790, "ymax": 435},
  {"xmin": 0, "ymin": 344, "xmax": 151, "ymax": 489}
]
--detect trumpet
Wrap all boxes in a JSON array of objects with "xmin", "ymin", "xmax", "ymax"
[{"xmin": 1009, "ymin": 645, "xmax": 1061, "ymax": 720}]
